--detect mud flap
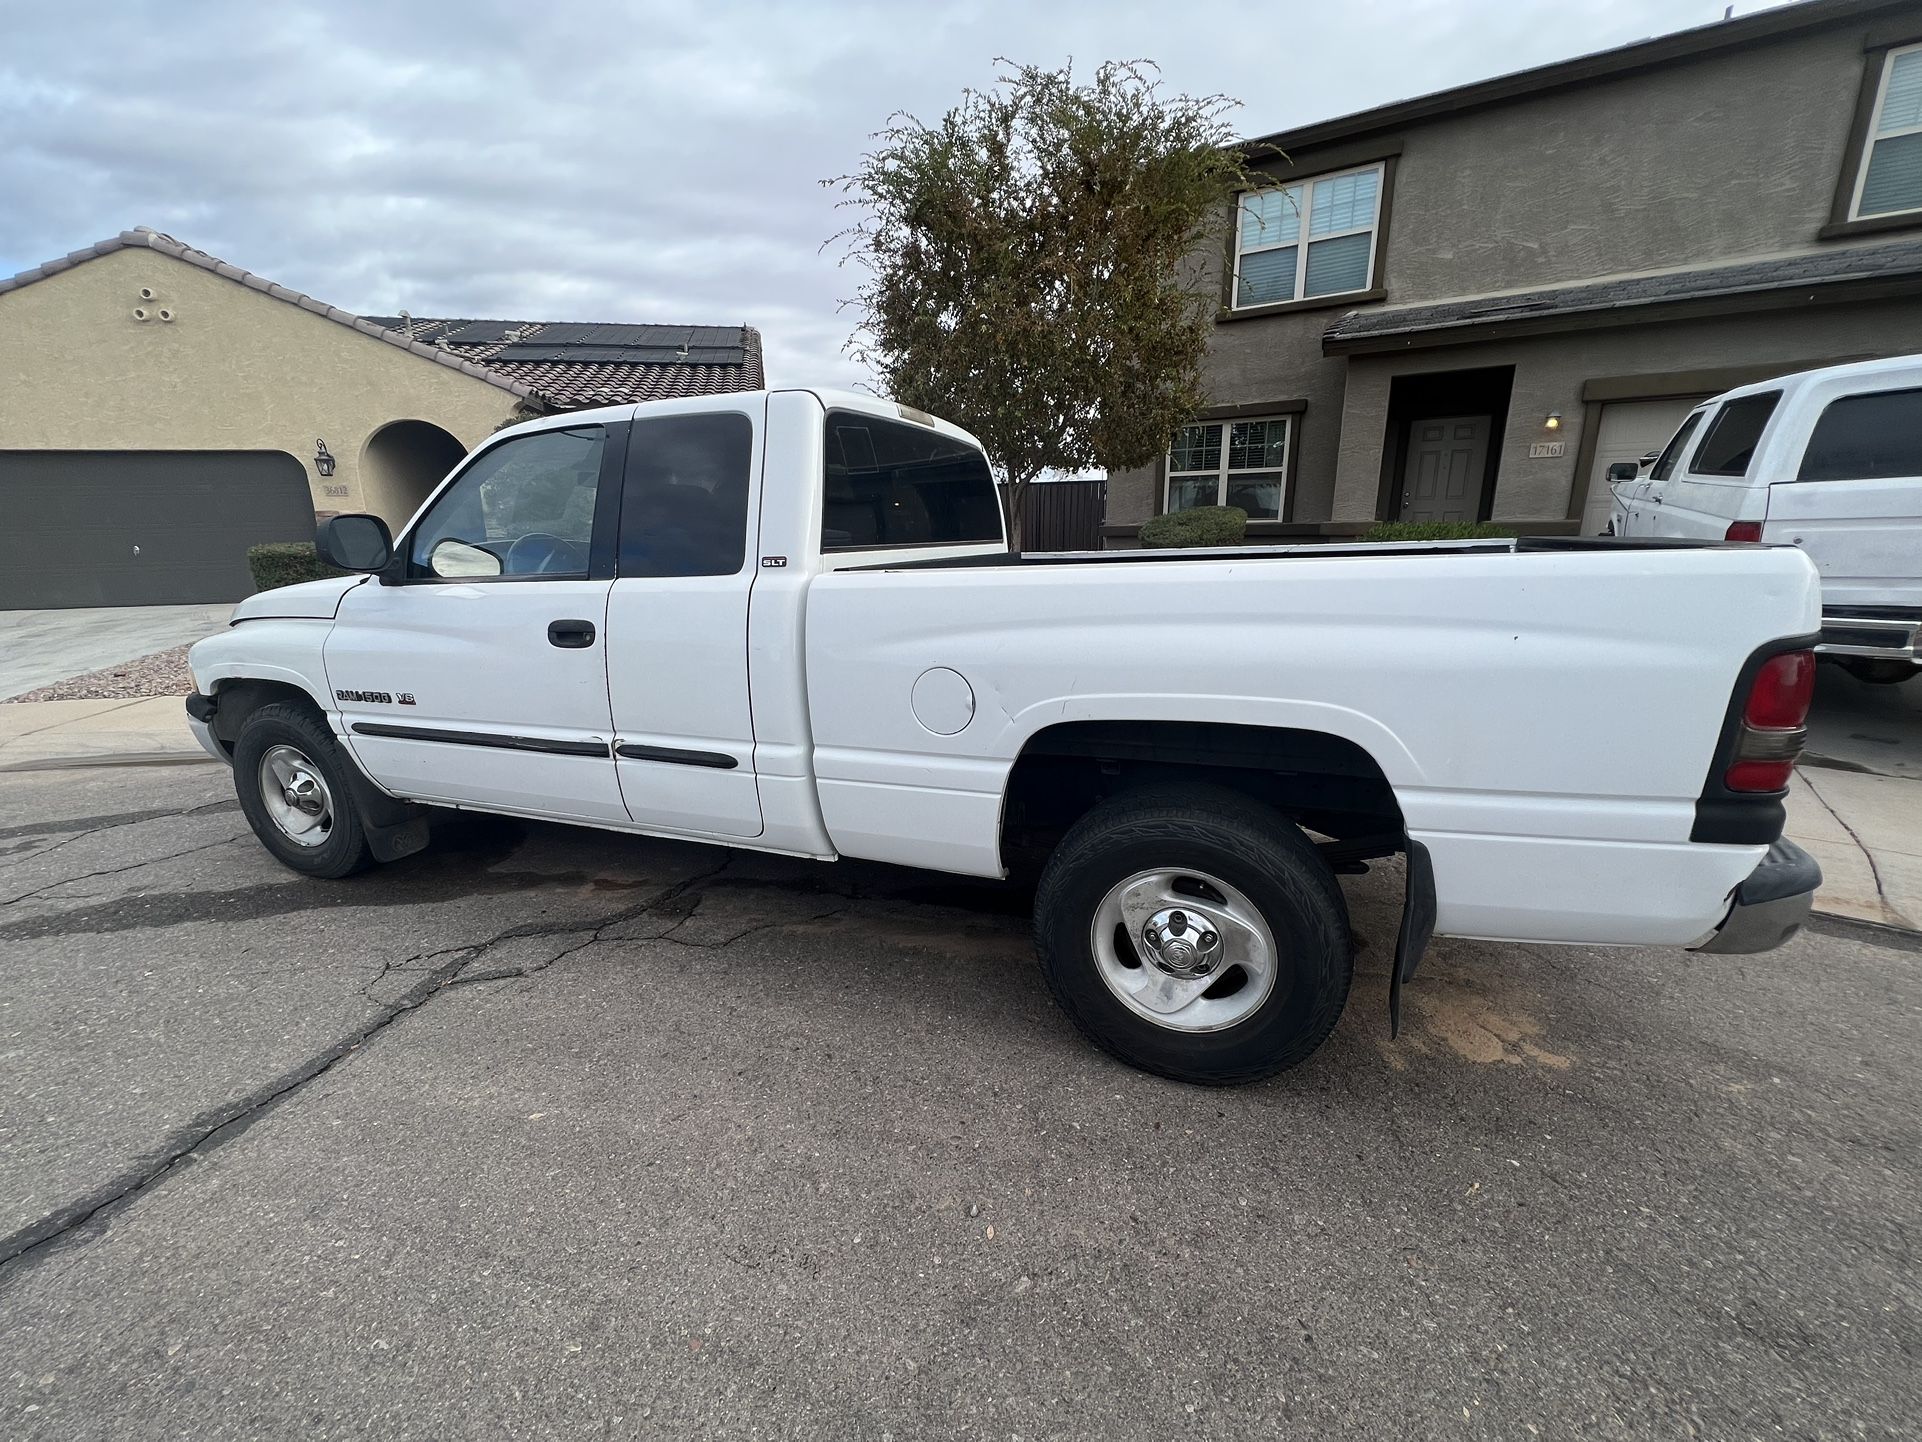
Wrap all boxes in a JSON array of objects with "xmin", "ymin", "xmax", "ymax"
[
  {"xmin": 332, "ymin": 744, "xmax": 430, "ymax": 862},
  {"xmin": 1390, "ymin": 838, "xmax": 1436, "ymax": 1039}
]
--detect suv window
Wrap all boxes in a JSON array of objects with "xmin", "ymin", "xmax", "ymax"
[
  {"xmin": 1649, "ymin": 412, "xmax": 1705, "ymax": 482},
  {"xmin": 409, "ymin": 426, "xmax": 606, "ymax": 579},
  {"xmin": 1689, "ymin": 392, "xmax": 1781, "ymax": 477},
  {"xmin": 822, "ymin": 412, "xmax": 1002, "ymax": 551},
  {"xmin": 1798, "ymin": 387, "xmax": 1922, "ymax": 481},
  {"xmin": 619, "ymin": 412, "xmax": 754, "ymax": 577}
]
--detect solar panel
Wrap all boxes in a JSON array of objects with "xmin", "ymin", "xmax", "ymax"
[
  {"xmin": 359, "ymin": 317, "xmax": 748, "ymax": 365},
  {"xmin": 488, "ymin": 342, "xmax": 741, "ymax": 367},
  {"xmin": 490, "ymin": 338, "xmax": 746, "ymax": 365},
  {"xmin": 435, "ymin": 319, "xmax": 526, "ymax": 344}
]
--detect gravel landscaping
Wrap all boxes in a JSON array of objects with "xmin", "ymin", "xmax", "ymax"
[{"xmin": 1, "ymin": 644, "xmax": 194, "ymax": 703}]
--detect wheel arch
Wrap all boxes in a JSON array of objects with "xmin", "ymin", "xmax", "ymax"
[
  {"xmin": 999, "ymin": 718, "xmax": 1408, "ymax": 876},
  {"xmin": 203, "ymin": 675, "xmax": 329, "ymax": 756}
]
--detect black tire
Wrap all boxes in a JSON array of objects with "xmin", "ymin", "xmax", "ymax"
[
  {"xmin": 231, "ymin": 701, "xmax": 376, "ymax": 879},
  {"xmin": 1033, "ymin": 785, "xmax": 1351, "ymax": 1086}
]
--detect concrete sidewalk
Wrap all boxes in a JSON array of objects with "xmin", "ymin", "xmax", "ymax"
[
  {"xmin": 1787, "ymin": 766, "xmax": 1922, "ymax": 931},
  {"xmin": 0, "ymin": 696, "xmax": 210, "ymax": 771},
  {"xmin": 1, "ymin": 696, "xmax": 1916, "ymax": 932}
]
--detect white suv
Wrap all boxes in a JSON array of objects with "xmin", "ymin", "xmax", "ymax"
[{"xmin": 1610, "ymin": 356, "xmax": 1922, "ymax": 683}]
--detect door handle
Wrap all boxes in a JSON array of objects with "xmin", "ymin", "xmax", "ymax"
[{"xmin": 547, "ymin": 619, "xmax": 597, "ymax": 649}]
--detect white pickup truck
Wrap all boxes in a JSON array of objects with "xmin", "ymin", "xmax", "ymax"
[{"xmin": 188, "ymin": 388, "xmax": 1824, "ymax": 1084}]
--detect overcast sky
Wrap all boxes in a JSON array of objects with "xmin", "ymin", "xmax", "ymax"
[{"xmin": 2, "ymin": 0, "xmax": 1795, "ymax": 389}]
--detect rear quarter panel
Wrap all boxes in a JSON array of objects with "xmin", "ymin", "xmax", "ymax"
[{"xmin": 804, "ymin": 545, "xmax": 1821, "ymax": 943}]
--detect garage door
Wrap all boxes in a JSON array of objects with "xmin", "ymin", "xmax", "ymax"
[
  {"xmin": 1579, "ymin": 398, "xmax": 1708, "ymax": 535},
  {"xmin": 0, "ymin": 451, "xmax": 315, "ymax": 608}
]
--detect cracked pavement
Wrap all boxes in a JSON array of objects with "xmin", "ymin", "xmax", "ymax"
[{"xmin": 1, "ymin": 763, "xmax": 1918, "ymax": 1439}]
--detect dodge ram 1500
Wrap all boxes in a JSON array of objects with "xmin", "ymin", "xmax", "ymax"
[{"xmin": 187, "ymin": 388, "xmax": 1824, "ymax": 1084}]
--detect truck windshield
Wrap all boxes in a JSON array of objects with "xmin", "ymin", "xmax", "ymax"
[{"xmin": 822, "ymin": 411, "xmax": 1001, "ymax": 551}]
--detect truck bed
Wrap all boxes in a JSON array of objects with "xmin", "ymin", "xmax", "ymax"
[{"xmin": 805, "ymin": 538, "xmax": 1822, "ymax": 946}]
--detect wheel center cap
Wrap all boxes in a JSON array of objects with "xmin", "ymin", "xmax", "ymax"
[{"xmin": 1141, "ymin": 906, "xmax": 1222, "ymax": 979}]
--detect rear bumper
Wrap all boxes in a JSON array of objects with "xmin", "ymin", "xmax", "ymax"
[
  {"xmin": 1817, "ymin": 607, "xmax": 1921, "ymax": 663},
  {"xmin": 1691, "ymin": 838, "xmax": 1820, "ymax": 954}
]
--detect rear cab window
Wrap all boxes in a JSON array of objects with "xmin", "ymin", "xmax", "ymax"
[
  {"xmin": 1688, "ymin": 392, "xmax": 1781, "ymax": 478},
  {"xmin": 1797, "ymin": 387, "xmax": 1922, "ymax": 481},
  {"xmin": 821, "ymin": 411, "xmax": 1002, "ymax": 552}
]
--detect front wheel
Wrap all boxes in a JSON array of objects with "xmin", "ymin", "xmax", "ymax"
[
  {"xmin": 232, "ymin": 702, "xmax": 376, "ymax": 878},
  {"xmin": 1033, "ymin": 786, "xmax": 1352, "ymax": 1085}
]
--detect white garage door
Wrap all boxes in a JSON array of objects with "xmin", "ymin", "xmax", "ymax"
[{"xmin": 1580, "ymin": 397, "xmax": 1708, "ymax": 535}]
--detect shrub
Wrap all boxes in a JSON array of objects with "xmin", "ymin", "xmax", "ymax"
[
  {"xmin": 1140, "ymin": 505, "xmax": 1249, "ymax": 549},
  {"xmin": 247, "ymin": 542, "xmax": 349, "ymax": 592},
  {"xmin": 1361, "ymin": 521, "xmax": 1519, "ymax": 543}
]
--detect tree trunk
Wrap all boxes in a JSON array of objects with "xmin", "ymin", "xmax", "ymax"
[{"xmin": 1002, "ymin": 476, "xmax": 1028, "ymax": 552}]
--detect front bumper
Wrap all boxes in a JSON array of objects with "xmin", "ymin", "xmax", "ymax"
[
  {"xmin": 1692, "ymin": 838, "xmax": 1820, "ymax": 954},
  {"xmin": 1817, "ymin": 607, "xmax": 1921, "ymax": 664},
  {"xmin": 184, "ymin": 692, "xmax": 228, "ymax": 765}
]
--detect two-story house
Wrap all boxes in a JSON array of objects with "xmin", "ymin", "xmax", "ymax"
[{"xmin": 1103, "ymin": 0, "xmax": 1922, "ymax": 544}]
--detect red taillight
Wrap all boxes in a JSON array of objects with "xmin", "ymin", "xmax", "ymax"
[
  {"xmin": 1724, "ymin": 650, "xmax": 1815, "ymax": 792},
  {"xmin": 1725, "ymin": 520, "xmax": 1764, "ymax": 542},
  {"xmin": 1745, "ymin": 651, "xmax": 1816, "ymax": 729}
]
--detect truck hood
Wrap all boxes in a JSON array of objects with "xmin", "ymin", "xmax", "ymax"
[{"xmin": 231, "ymin": 575, "xmax": 367, "ymax": 622}]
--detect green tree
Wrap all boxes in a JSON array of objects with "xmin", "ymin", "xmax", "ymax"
[{"xmin": 829, "ymin": 60, "xmax": 1267, "ymax": 547}]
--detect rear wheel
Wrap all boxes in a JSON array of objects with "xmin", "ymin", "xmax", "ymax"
[
  {"xmin": 232, "ymin": 702, "xmax": 376, "ymax": 878},
  {"xmin": 1033, "ymin": 786, "xmax": 1352, "ymax": 1085}
]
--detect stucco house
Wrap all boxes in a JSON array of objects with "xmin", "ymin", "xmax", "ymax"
[
  {"xmin": 0, "ymin": 228, "xmax": 763, "ymax": 606},
  {"xmin": 1104, "ymin": 0, "xmax": 1922, "ymax": 544}
]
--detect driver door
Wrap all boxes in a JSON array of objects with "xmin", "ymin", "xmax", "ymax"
[{"xmin": 326, "ymin": 421, "xmax": 630, "ymax": 823}]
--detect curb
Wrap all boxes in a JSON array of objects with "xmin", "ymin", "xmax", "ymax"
[
  {"xmin": 1806, "ymin": 909, "xmax": 1922, "ymax": 950},
  {"xmin": 0, "ymin": 751, "xmax": 218, "ymax": 774}
]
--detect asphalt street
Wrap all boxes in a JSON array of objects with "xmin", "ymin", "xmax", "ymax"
[{"xmin": 0, "ymin": 761, "xmax": 1917, "ymax": 1440}]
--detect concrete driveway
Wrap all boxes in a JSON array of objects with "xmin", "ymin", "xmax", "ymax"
[
  {"xmin": 0, "ymin": 762, "xmax": 1917, "ymax": 1439},
  {"xmin": 0, "ymin": 605, "xmax": 231, "ymax": 700},
  {"xmin": 1806, "ymin": 662, "xmax": 1922, "ymax": 781}
]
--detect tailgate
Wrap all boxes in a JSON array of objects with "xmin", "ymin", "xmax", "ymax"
[{"xmin": 1763, "ymin": 475, "xmax": 1922, "ymax": 609}]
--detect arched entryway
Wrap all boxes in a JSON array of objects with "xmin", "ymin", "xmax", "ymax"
[{"xmin": 361, "ymin": 420, "xmax": 468, "ymax": 525}]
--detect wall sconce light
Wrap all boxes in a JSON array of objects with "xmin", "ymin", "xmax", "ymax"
[
  {"xmin": 1544, "ymin": 412, "xmax": 1563, "ymax": 431},
  {"xmin": 314, "ymin": 439, "xmax": 336, "ymax": 477}
]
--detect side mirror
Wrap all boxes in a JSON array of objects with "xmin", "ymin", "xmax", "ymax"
[
  {"xmin": 316, "ymin": 514, "xmax": 393, "ymax": 573},
  {"xmin": 428, "ymin": 538, "xmax": 503, "ymax": 579},
  {"xmin": 1605, "ymin": 462, "xmax": 1640, "ymax": 483}
]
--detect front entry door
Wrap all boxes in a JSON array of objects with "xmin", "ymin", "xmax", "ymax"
[
  {"xmin": 1401, "ymin": 415, "xmax": 1490, "ymax": 523},
  {"xmin": 327, "ymin": 421, "xmax": 629, "ymax": 823}
]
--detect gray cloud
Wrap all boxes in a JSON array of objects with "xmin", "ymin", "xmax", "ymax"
[{"xmin": 2, "ymin": 0, "xmax": 1792, "ymax": 388}]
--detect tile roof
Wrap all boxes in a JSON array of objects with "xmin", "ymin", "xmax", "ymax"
[
  {"xmin": 1322, "ymin": 237, "xmax": 1922, "ymax": 353},
  {"xmin": 0, "ymin": 228, "xmax": 537, "ymax": 398},
  {"xmin": 360, "ymin": 317, "xmax": 765, "ymax": 408},
  {"xmin": 0, "ymin": 229, "xmax": 766, "ymax": 411}
]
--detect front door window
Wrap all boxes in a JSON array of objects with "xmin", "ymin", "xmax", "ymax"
[{"xmin": 408, "ymin": 426, "xmax": 607, "ymax": 579}]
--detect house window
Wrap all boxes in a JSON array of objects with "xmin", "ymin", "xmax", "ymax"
[
  {"xmin": 1853, "ymin": 42, "xmax": 1922, "ymax": 219},
  {"xmin": 1234, "ymin": 162, "xmax": 1384, "ymax": 308},
  {"xmin": 1165, "ymin": 417, "xmax": 1289, "ymax": 518}
]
